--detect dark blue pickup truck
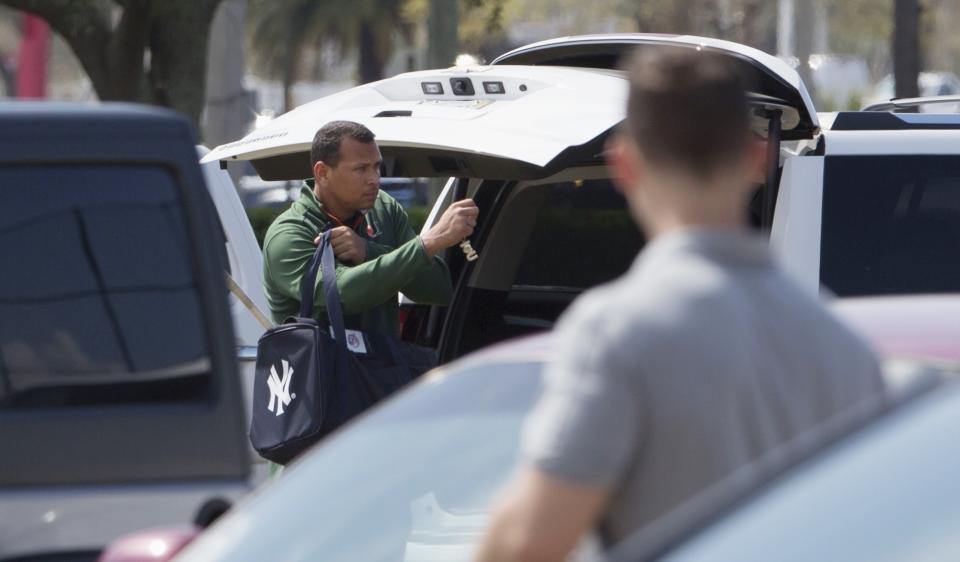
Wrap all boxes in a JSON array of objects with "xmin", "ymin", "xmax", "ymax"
[{"xmin": 0, "ymin": 103, "xmax": 250, "ymax": 562}]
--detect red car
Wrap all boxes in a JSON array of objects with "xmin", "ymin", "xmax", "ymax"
[{"xmin": 99, "ymin": 294, "xmax": 960, "ymax": 562}]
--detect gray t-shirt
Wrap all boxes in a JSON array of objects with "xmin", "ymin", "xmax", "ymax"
[{"xmin": 522, "ymin": 228, "xmax": 884, "ymax": 545}]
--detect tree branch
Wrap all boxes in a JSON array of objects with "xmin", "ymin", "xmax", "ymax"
[
  {"xmin": 0, "ymin": 0, "xmax": 111, "ymax": 22},
  {"xmin": 0, "ymin": 0, "xmax": 114, "ymax": 96}
]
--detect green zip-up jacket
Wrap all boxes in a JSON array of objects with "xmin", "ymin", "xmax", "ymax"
[{"xmin": 262, "ymin": 184, "xmax": 452, "ymax": 336}]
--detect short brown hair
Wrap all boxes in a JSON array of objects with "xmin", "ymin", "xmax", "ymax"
[
  {"xmin": 311, "ymin": 120, "xmax": 376, "ymax": 168},
  {"xmin": 622, "ymin": 47, "xmax": 751, "ymax": 178}
]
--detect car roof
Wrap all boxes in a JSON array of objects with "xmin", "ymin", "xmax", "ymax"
[
  {"xmin": 822, "ymin": 127, "xmax": 960, "ymax": 155},
  {"xmin": 832, "ymin": 295, "xmax": 960, "ymax": 365},
  {"xmin": 0, "ymin": 101, "xmax": 188, "ymax": 130},
  {"xmin": 0, "ymin": 101, "xmax": 197, "ymax": 164},
  {"xmin": 829, "ymin": 110, "xmax": 960, "ymax": 130}
]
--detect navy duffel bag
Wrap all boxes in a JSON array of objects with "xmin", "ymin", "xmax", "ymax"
[{"xmin": 249, "ymin": 230, "xmax": 436, "ymax": 465}]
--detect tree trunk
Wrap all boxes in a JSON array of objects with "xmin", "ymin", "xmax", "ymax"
[
  {"xmin": 738, "ymin": 0, "xmax": 769, "ymax": 49},
  {"xmin": 668, "ymin": 0, "xmax": 694, "ymax": 34},
  {"xmin": 794, "ymin": 0, "xmax": 817, "ymax": 103},
  {"xmin": 148, "ymin": 1, "xmax": 222, "ymax": 129},
  {"xmin": 0, "ymin": 59, "xmax": 14, "ymax": 96},
  {"xmin": 0, "ymin": 0, "xmax": 223, "ymax": 131},
  {"xmin": 282, "ymin": 49, "xmax": 297, "ymax": 113},
  {"xmin": 1, "ymin": 0, "xmax": 117, "ymax": 100},
  {"xmin": 204, "ymin": 0, "xmax": 250, "ymax": 161},
  {"xmin": 104, "ymin": 1, "xmax": 152, "ymax": 101},
  {"xmin": 428, "ymin": 0, "xmax": 458, "ymax": 68},
  {"xmin": 894, "ymin": 0, "xmax": 921, "ymax": 99},
  {"xmin": 357, "ymin": 19, "xmax": 384, "ymax": 84}
]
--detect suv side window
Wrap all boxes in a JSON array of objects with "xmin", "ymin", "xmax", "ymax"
[
  {"xmin": 821, "ymin": 156, "xmax": 960, "ymax": 297},
  {"xmin": 513, "ymin": 179, "xmax": 644, "ymax": 289},
  {"xmin": 0, "ymin": 165, "xmax": 210, "ymax": 408}
]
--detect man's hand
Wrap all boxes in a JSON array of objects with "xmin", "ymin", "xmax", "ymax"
[
  {"xmin": 421, "ymin": 199, "xmax": 480, "ymax": 257},
  {"xmin": 316, "ymin": 226, "xmax": 367, "ymax": 265}
]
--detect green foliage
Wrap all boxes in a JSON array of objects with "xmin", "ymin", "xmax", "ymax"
[
  {"xmin": 247, "ymin": 207, "xmax": 284, "ymax": 248},
  {"xmin": 406, "ymin": 206, "xmax": 429, "ymax": 234},
  {"xmin": 819, "ymin": 95, "xmax": 838, "ymax": 113},
  {"xmin": 823, "ymin": 0, "xmax": 893, "ymax": 79},
  {"xmin": 846, "ymin": 91, "xmax": 865, "ymax": 110},
  {"xmin": 247, "ymin": 0, "xmax": 410, "ymax": 90}
]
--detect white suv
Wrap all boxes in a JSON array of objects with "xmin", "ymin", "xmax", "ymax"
[{"xmin": 204, "ymin": 34, "xmax": 960, "ymax": 362}]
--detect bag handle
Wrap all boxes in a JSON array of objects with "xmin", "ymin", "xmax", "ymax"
[{"xmin": 299, "ymin": 231, "xmax": 348, "ymax": 349}]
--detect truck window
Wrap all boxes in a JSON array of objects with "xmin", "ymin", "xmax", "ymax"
[
  {"xmin": 821, "ymin": 156, "xmax": 960, "ymax": 297},
  {"xmin": 0, "ymin": 165, "xmax": 211, "ymax": 408}
]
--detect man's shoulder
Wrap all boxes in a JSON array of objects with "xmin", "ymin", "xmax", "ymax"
[
  {"xmin": 554, "ymin": 276, "xmax": 659, "ymax": 359},
  {"xmin": 559, "ymin": 266, "xmax": 691, "ymax": 331},
  {"xmin": 554, "ymin": 260, "xmax": 755, "ymax": 359},
  {"xmin": 371, "ymin": 189, "xmax": 408, "ymax": 220},
  {"xmin": 263, "ymin": 204, "xmax": 318, "ymax": 253}
]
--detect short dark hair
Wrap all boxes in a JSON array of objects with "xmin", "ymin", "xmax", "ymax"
[
  {"xmin": 622, "ymin": 47, "xmax": 752, "ymax": 178},
  {"xmin": 311, "ymin": 120, "xmax": 376, "ymax": 168}
]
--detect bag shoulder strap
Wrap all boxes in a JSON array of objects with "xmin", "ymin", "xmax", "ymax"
[{"xmin": 299, "ymin": 231, "xmax": 348, "ymax": 349}]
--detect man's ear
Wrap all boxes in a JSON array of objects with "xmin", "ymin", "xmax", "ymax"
[
  {"xmin": 605, "ymin": 134, "xmax": 643, "ymax": 197},
  {"xmin": 313, "ymin": 160, "xmax": 330, "ymax": 187}
]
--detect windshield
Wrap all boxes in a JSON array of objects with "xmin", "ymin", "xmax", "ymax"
[{"xmin": 177, "ymin": 360, "xmax": 543, "ymax": 562}]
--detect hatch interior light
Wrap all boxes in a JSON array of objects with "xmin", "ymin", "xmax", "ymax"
[
  {"xmin": 421, "ymin": 82, "xmax": 444, "ymax": 95},
  {"xmin": 483, "ymin": 81, "xmax": 506, "ymax": 94}
]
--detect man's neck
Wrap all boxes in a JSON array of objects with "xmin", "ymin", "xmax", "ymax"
[
  {"xmin": 636, "ymin": 176, "xmax": 749, "ymax": 240},
  {"xmin": 314, "ymin": 187, "xmax": 356, "ymax": 224},
  {"xmin": 644, "ymin": 201, "xmax": 747, "ymax": 237}
]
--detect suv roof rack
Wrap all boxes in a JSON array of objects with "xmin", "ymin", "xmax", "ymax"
[
  {"xmin": 830, "ymin": 111, "xmax": 960, "ymax": 131},
  {"xmin": 861, "ymin": 95, "xmax": 960, "ymax": 112}
]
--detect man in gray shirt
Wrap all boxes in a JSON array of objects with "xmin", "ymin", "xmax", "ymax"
[{"xmin": 475, "ymin": 48, "xmax": 884, "ymax": 562}]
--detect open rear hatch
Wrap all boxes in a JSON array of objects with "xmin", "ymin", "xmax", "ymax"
[
  {"xmin": 492, "ymin": 33, "xmax": 819, "ymax": 140},
  {"xmin": 203, "ymin": 65, "xmax": 628, "ymax": 180},
  {"xmin": 204, "ymin": 35, "xmax": 818, "ymax": 182}
]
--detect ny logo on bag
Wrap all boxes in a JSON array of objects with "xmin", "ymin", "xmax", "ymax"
[{"xmin": 267, "ymin": 359, "xmax": 296, "ymax": 416}]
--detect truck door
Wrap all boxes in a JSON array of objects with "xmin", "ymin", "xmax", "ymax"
[{"xmin": 0, "ymin": 107, "xmax": 249, "ymax": 489}]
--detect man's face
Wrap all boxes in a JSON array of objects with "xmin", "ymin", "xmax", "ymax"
[{"xmin": 315, "ymin": 137, "xmax": 383, "ymax": 215}]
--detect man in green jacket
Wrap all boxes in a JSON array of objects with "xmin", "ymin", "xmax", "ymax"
[{"xmin": 262, "ymin": 120, "xmax": 478, "ymax": 335}]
